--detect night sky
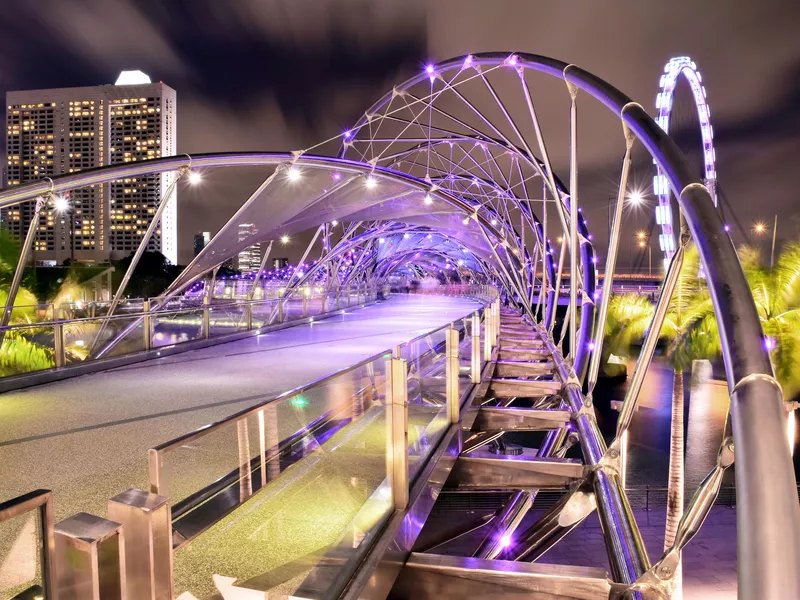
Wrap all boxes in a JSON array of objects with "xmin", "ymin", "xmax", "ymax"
[{"xmin": 2, "ymin": 0, "xmax": 799, "ymax": 266}]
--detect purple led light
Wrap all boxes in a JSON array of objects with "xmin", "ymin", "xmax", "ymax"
[
  {"xmin": 332, "ymin": 172, "xmax": 341, "ymax": 181},
  {"xmin": 588, "ymin": 341, "xmax": 595, "ymax": 351},
  {"xmin": 500, "ymin": 535, "xmax": 512, "ymax": 548},
  {"xmin": 765, "ymin": 337, "xmax": 776, "ymax": 351},
  {"xmin": 425, "ymin": 64, "xmax": 434, "ymax": 74},
  {"xmin": 724, "ymin": 224, "xmax": 731, "ymax": 232}
]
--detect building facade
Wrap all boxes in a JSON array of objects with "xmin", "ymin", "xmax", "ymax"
[
  {"xmin": 236, "ymin": 223, "xmax": 268, "ymax": 274},
  {"xmin": 3, "ymin": 72, "xmax": 177, "ymax": 265},
  {"xmin": 193, "ymin": 231, "xmax": 210, "ymax": 257}
]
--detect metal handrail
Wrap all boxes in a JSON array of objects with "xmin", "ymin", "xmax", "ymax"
[
  {"xmin": 0, "ymin": 489, "xmax": 57, "ymax": 599},
  {"xmin": 150, "ymin": 348, "xmax": 391, "ymax": 456},
  {"xmin": 150, "ymin": 300, "xmax": 487, "ymax": 458}
]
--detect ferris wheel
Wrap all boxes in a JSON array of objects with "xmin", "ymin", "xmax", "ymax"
[{"xmin": 653, "ymin": 56, "xmax": 718, "ymax": 263}]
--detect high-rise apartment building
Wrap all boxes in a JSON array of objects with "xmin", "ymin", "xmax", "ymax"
[{"xmin": 3, "ymin": 71, "xmax": 177, "ymax": 265}]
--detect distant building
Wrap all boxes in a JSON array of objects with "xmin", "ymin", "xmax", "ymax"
[
  {"xmin": 3, "ymin": 70, "xmax": 177, "ymax": 265},
  {"xmin": 272, "ymin": 257, "xmax": 289, "ymax": 269},
  {"xmin": 236, "ymin": 223, "xmax": 268, "ymax": 273},
  {"xmin": 193, "ymin": 231, "xmax": 210, "ymax": 257}
]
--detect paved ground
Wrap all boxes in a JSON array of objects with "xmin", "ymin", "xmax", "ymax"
[
  {"xmin": 425, "ymin": 504, "xmax": 737, "ymax": 599},
  {"xmin": 0, "ymin": 294, "xmax": 480, "ymax": 523},
  {"xmin": 535, "ymin": 507, "xmax": 737, "ymax": 599}
]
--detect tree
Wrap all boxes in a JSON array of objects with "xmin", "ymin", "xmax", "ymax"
[
  {"xmin": 658, "ymin": 246, "xmax": 719, "ymax": 599},
  {"xmin": 602, "ymin": 293, "xmax": 655, "ymax": 378},
  {"xmin": 739, "ymin": 243, "xmax": 800, "ymax": 400}
]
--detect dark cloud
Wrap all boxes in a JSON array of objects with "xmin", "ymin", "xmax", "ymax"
[{"xmin": 2, "ymin": 0, "xmax": 800, "ymax": 265}]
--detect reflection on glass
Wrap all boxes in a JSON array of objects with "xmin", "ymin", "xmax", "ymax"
[{"xmin": 0, "ymin": 514, "xmax": 43, "ymax": 599}]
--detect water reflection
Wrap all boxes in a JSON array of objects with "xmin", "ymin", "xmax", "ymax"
[{"xmin": 595, "ymin": 355, "xmax": 733, "ymax": 496}]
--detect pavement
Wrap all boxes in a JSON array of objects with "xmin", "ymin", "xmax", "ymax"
[{"xmin": 0, "ymin": 294, "xmax": 480, "ymax": 524}]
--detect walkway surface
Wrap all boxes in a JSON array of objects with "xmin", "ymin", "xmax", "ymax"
[{"xmin": 0, "ymin": 294, "xmax": 480, "ymax": 523}]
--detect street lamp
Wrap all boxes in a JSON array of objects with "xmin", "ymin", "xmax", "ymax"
[
  {"xmin": 636, "ymin": 232, "xmax": 652, "ymax": 276},
  {"xmin": 753, "ymin": 221, "xmax": 766, "ymax": 236}
]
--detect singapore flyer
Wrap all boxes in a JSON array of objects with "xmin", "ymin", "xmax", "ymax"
[{"xmin": 653, "ymin": 56, "xmax": 717, "ymax": 263}]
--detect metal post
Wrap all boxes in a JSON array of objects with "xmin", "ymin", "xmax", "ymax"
[
  {"xmin": 483, "ymin": 307, "xmax": 492, "ymax": 362},
  {"xmin": 54, "ymin": 512, "xmax": 126, "ymax": 600},
  {"xmin": 471, "ymin": 312, "xmax": 481, "ymax": 384},
  {"xmin": 446, "ymin": 326, "xmax": 460, "ymax": 424},
  {"xmin": 107, "ymin": 489, "xmax": 173, "ymax": 600},
  {"xmin": 302, "ymin": 290, "xmax": 308, "ymax": 317},
  {"xmin": 386, "ymin": 357, "xmax": 409, "ymax": 510},
  {"xmin": 202, "ymin": 295, "xmax": 210, "ymax": 340},
  {"xmin": 567, "ymin": 81, "xmax": 579, "ymax": 364},
  {"xmin": 1, "ymin": 195, "xmax": 46, "ymax": 337},
  {"xmin": 587, "ymin": 123, "xmax": 634, "ymax": 394},
  {"xmin": 245, "ymin": 301, "xmax": 253, "ymax": 331},
  {"xmin": 89, "ymin": 170, "xmax": 184, "ymax": 357},
  {"xmin": 54, "ymin": 323, "xmax": 66, "ymax": 368},
  {"xmin": 142, "ymin": 300, "xmax": 152, "ymax": 352},
  {"xmin": 493, "ymin": 300, "xmax": 500, "ymax": 346},
  {"xmin": 237, "ymin": 418, "xmax": 252, "ymax": 502},
  {"xmin": 278, "ymin": 289, "xmax": 284, "ymax": 323}
]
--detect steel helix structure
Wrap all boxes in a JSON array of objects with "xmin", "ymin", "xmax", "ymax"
[{"xmin": 0, "ymin": 52, "xmax": 796, "ymax": 599}]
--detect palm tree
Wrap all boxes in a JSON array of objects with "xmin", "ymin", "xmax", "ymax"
[
  {"xmin": 739, "ymin": 243, "xmax": 800, "ymax": 399},
  {"xmin": 602, "ymin": 293, "xmax": 655, "ymax": 378},
  {"xmin": 658, "ymin": 246, "xmax": 719, "ymax": 599}
]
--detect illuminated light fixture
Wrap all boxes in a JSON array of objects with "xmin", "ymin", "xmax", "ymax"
[
  {"xmin": 344, "ymin": 130, "xmax": 352, "ymax": 139},
  {"xmin": 628, "ymin": 190, "xmax": 644, "ymax": 205},
  {"xmin": 331, "ymin": 220, "xmax": 338, "ymax": 226},
  {"xmin": 753, "ymin": 221, "xmax": 766, "ymax": 235},
  {"xmin": 53, "ymin": 194, "xmax": 70, "ymax": 213},
  {"xmin": 500, "ymin": 535, "xmax": 512, "ymax": 548},
  {"xmin": 114, "ymin": 70, "xmax": 151, "ymax": 85},
  {"xmin": 424, "ymin": 194, "xmax": 433, "ymax": 205},
  {"xmin": 462, "ymin": 217, "xmax": 469, "ymax": 225},
  {"xmin": 332, "ymin": 172, "xmax": 341, "ymax": 181},
  {"xmin": 291, "ymin": 396, "xmax": 308, "ymax": 408},
  {"xmin": 557, "ymin": 236, "xmax": 564, "ymax": 243},
  {"xmin": 403, "ymin": 233, "xmax": 410, "ymax": 239},
  {"xmin": 463, "ymin": 55, "xmax": 473, "ymax": 68},
  {"xmin": 365, "ymin": 176, "xmax": 377, "ymax": 189},
  {"xmin": 457, "ymin": 259, "xmax": 464, "ymax": 266},
  {"xmin": 506, "ymin": 54, "xmax": 518, "ymax": 67},
  {"xmin": 491, "ymin": 219, "xmax": 497, "ymax": 226},
  {"xmin": 724, "ymin": 224, "xmax": 731, "ymax": 232},
  {"xmin": 187, "ymin": 170, "xmax": 202, "ymax": 185},
  {"xmin": 425, "ymin": 64, "xmax": 434, "ymax": 74},
  {"xmin": 637, "ymin": 231, "xmax": 646, "ymax": 240},
  {"xmin": 287, "ymin": 166, "xmax": 301, "ymax": 181},
  {"xmin": 378, "ymin": 237, "xmax": 385, "ymax": 244},
  {"xmin": 280, "ymin": 235, "xmax": 290, "ymax": 245}
]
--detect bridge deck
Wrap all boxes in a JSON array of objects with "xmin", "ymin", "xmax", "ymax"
[{"xmin": 0, "ymin": 295, "xmax": 480, "ymax": 524}]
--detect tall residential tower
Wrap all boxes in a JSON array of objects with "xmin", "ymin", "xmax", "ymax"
[{"xmin": 3, "ymin": 71, "xmax": 177, "ymax": 265}]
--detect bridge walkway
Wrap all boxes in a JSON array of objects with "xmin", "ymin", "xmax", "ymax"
[{"xmin": 0, "ymin": 295, "xmax": 480, "ymax": 526}]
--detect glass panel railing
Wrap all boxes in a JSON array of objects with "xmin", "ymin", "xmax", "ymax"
[
  {"xmin": 64, "ymin": 315, "xmax": 146, "ymax": 363},
  {"xmin": 152, "ymin": 308, "xmax": 205, "ymax": 347},
  {"xmin": 151, "ymin": 352, "xmax": 392, "ymax": 599},
  {"xmin": 400, "ymin": 326, "xmax": 450, "ymax": 482},
  {"xmin": 0, "ymin": 490, "xmax": 55, "ymax": 600},
  {"xmin": 0, "ymin": 325, "xmax": 56, "ymax": 377}
]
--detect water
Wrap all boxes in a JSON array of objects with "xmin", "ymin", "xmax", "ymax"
[{"xmin": 593, "ymin": 354, "xmax": 735, "ymax": 495}]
